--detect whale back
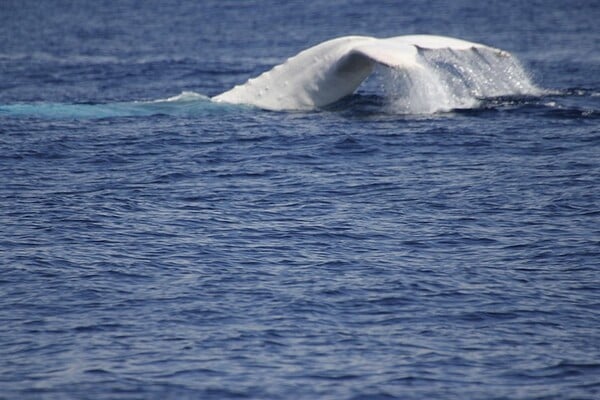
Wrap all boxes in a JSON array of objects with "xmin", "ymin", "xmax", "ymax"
[
  {"xmin": 212, "ymin": 35, "xmax": 535, "ymax": 111},
  {"xmin": 212, "ymin": 36, "xmax": 376, "ymax": 110}
]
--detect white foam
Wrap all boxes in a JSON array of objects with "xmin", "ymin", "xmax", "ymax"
[{"xmin": 154, "ymin": 91, "xmax": 209, "ymax": 103}]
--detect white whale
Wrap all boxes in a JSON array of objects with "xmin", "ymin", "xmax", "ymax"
[{"xmin": 211, "ymin": 35, "xmax": 537, "ymax": 112}]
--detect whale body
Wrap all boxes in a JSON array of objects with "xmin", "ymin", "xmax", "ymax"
[{"xmin": 211, "ymin": 35, "xmax": 537, "ymax": 112}]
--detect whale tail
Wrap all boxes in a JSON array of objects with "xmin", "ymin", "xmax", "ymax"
[{"xmin": 212, "ymin": 35, "xmax": 539, "ymax": 112}]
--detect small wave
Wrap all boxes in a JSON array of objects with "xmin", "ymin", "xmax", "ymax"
[{"xmin": 148, "ymin": 91, "xmax": 210, "ymax": 103}]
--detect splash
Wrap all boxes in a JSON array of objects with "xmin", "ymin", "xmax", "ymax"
[{"xmin": 380, "ymin": 47, "xmax": 541, "ymax": 114}]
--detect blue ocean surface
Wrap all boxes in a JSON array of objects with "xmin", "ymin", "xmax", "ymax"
[{"xmin": 1, "ymin": 1, "xmax": 599, "ymax": 399}]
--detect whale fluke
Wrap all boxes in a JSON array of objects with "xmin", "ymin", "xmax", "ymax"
[{"xmin": 211, "ymin": 35, "xmax": 538, "ymax": 112}]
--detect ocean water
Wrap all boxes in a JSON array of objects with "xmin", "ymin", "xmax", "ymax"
[{"xmin": 1, "ymin": 1, "xmax": 599, "ymax": 399}]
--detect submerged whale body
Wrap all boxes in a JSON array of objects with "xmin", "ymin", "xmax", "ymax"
[
  {"xmin": 212, "ymin": 35, "xmax": 538, "ymax": 112},
  {"xmin": 0, "ymin": 35, "xmax": 539, "ymax": 118}
]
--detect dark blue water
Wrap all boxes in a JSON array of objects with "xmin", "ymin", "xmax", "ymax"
[{"xmin": 1, "ymin": 1, "xmax": 599, "ymax": 399}]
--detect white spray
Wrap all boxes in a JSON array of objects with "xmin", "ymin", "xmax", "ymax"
[{"xmin": 381, "ymin": 46, "xmax": 540, "ymax": 114}]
